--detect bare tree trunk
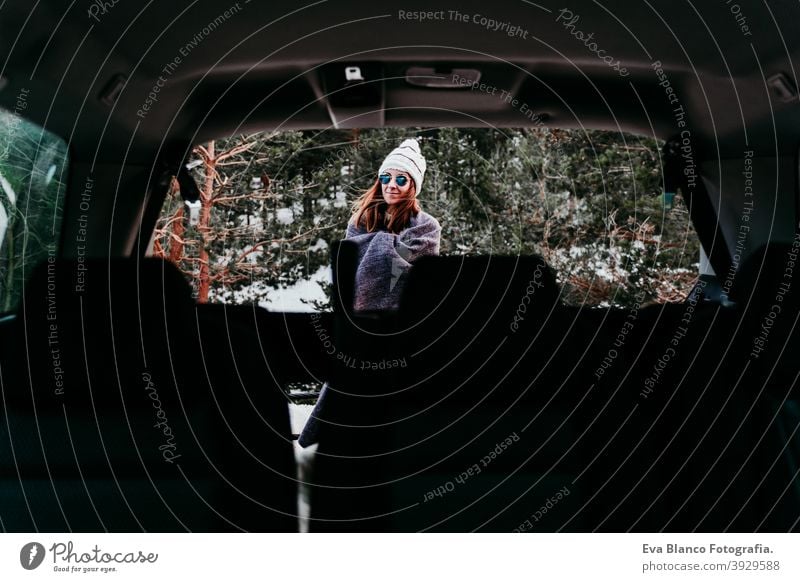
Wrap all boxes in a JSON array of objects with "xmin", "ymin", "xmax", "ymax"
[
  {"xmin": 152, "ymin": 179, "xmax": 187, "ymax": 269},
  {"xmin": 197, "ymin": 141, "xmax": 215, "ymax": 303},
  {"xmin": 168, "ymin": 206, "xmax": 185, "ymax": 263}
]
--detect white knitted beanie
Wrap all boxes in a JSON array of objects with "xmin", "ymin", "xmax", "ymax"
[{"xmin": 378, "ymin": 138, "xmax": 426, "ymax": 196}]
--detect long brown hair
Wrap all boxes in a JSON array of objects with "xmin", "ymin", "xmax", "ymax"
[{"xmin": 351, "ymin": 178, "xmax": 421, "ymax": 234}]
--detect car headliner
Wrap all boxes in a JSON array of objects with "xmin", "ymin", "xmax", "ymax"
[{"xmin": 1, "ymin": 0, "xmax": 799, "ymax": 164}]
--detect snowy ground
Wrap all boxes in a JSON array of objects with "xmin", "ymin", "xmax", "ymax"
[
  {"xmin": 257, "ymin": 265, "xmax": 332, "ymax": 312},
  {"xmin": 290, "ymin": 403, "xmax": 316, "ymax": 533},
  {"xmin": 289, "ymin": 403, "xmax": 314, "ymax": 435}
]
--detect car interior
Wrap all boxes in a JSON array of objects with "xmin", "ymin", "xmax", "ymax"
[{"xmin": 1, "ymin": 0, "xmax": 799, "ymax": 532}]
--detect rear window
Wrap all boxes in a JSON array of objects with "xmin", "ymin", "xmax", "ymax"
[
  {"xmin": 0, "ymin": 99, "xmax": 69, "ymax": 313},
  {"xmin": 152, "ymin": 128, "xmax": 698, "ymax": 310}
]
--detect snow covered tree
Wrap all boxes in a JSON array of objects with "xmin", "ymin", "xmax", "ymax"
[{"xmin": 0, "ymin": 109, "xmax": 67, "ymax": 311}]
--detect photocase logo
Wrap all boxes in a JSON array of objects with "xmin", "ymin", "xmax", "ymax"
[{"xmin": 20, "ymin": 542, "xmax": 46, "ymax": 570}]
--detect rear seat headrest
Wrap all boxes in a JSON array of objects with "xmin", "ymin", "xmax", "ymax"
[
  {"xmin": 13, "ymin": 258, "xmax": 195, "ymax": 408},
  {"xmin": 729, "ymin": 243, "xmax": 797, "ymax": 305},
  {"xmin": 19, "ymin": 257, "xmax": 195, "ymax": 330},
  {"xmin": 21, "ymin": 257, "xmax": 192, "ymax": 308},
  {"xmin": 399, "ymin": 254, "xmax": 559, "ymax": 316}
]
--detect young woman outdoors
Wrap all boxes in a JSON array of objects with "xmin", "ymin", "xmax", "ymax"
[{"xmin": 298, "ymin": 138, "xmax": 441, "ymax": 447}]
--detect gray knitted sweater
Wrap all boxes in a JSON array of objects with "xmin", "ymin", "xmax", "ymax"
[{"xmin": 346, "ymin": 210, "xmax": 441, "ymax": 311}]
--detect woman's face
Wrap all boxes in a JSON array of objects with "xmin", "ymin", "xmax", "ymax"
[{"xmin": 379, "ymin": 169, "xmax": 415, "ymax": 206}]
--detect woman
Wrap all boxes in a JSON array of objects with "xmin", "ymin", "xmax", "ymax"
[
  {"xmin": 298, "ymin": 138, "xmax": 441, "ymax": 447},
  {"xmin": 345, "ymin": 138, "xmax": 441, "ymax": 311}
]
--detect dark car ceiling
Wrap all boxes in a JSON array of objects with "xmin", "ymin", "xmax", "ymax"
[{"xmin": 1, "ymin": 0, "xmax": 799, "ymax": 163}]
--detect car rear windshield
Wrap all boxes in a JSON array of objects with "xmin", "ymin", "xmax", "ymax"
[
  {"xmin": 152, "ymin": 128, "xmax": 699, "ymax": 310},
  {"xmin": 0, "ymin": 100, "xmax": 69, "ymax": 313}
]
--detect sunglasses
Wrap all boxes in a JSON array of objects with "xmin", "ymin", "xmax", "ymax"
[{"xmin": 379, "ymin": 173, "xmax": 409, "ymax": 187}]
